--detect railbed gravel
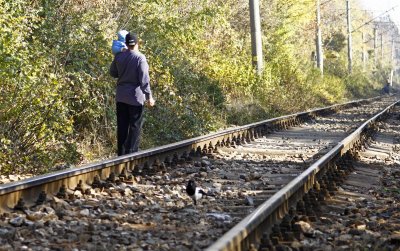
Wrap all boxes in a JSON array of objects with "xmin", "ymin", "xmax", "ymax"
[
  {"xmin": 269, "ymin": 106, "xmax": 400, "ymax": 251},
  {"xmin": 0, "ymin": 96, "xmax": 398, "ymax": 251}
]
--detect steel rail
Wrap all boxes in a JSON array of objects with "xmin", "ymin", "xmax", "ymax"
[
  {"xmin": 0, "ymin": 97, "xmax": 378, "ymax": 212},
  {"xmin": 206, "ymin": 99, "xmax": 399, "ymax": 251}
]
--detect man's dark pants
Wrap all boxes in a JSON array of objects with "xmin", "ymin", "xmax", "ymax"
[{"xmin": 116, "ymin": 102, "xmax": 144, "ymax": 156}]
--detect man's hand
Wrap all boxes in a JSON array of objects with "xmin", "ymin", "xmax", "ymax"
[{"xmin": 147, "ymin": 97, "xmax": 155, "ymax": 107}]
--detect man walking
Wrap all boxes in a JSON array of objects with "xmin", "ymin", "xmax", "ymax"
[{"xmin": 110, "ymin": 32, "xmax": 155, "ymax": 156}]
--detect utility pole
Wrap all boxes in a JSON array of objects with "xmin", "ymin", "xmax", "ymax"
[
  {"xmin": 361, "ymin": 11, "xmax": 367, "ymax": 72},
  {"xmin": 316, "ymin": 0, "xmax": 323, "ymax": 74},
  {"xmin": 374, "ymin": 27, "xmax": 377, "ymax": 66},
  {"xmin": 391, "ymin": 36, "xmax": 395, "ymax": 65},
  {"xmin": 362, "ymin": 32, "xmax": 366, "ymax": 71},
  {"xmin": 381, "ymin": 32, "xmax": 384, "ymax": 61},
  {"xmin": 346, "ymin": 0, "xmax": 352, "ymax": 74},
  {"xmin": 250, "ymin": 0, "xmax": 263, "ymax": 75},
  {"xmin": 390, "ymin": 36, "xmax": 395, "ymax": 85}
]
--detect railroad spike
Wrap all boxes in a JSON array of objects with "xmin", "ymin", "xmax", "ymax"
[
  {"xmin": 195, "ymin": 146, "xmax": 202, "ymax": 157},
  {"xmin": 296, "ymin": 200, "xmax": 306, "ymax": 215},
  {"xmin": 189, "ymin": 149, "xmax": 196, "ymax": 158},
  {"xmin": 208, "ymin": 142, "xmax": 214, "ymax": 153},
  {"xmin": 119, "ymin": 167, "xmax": 128, "ymax": 181},
  {"xmin": 163, "ymin": 156, "xmax": 172, "ymax": 167},
  {"xmin": 36, "ymin": 191, "xmax": 47, "ymax": 205},
  {"xmin": 270, "ymin": 224, "xmax": 283, "ymax": 244},
  {"xmin": 181, "ymin": 152, "xmax": 189, "ymax": 161},
  {"xmin": 235, "ymin": 136, "xmax": 241, "ymax": 145},
  {"xmin": 201, "ymin": 144, "xmax": 208, "ymax": 155},
  {"xmin": 158, "ymin": 162, "xmax": 167, "ymax": 173},
  {"xmin": 258, "ymin": 233, "xmax": 274, "ymax": 250},
  {"xmin": 107, "ymin": 172, "xmax": 116, "ymax": 183},
  {"xmin": 317, "ymin": 190, "xmax": 327, "ymax": 204},
  {"xmin": 288, "ymin": 207, "xmax": 299, "ymax": 223},
  {"xmin": 142, "ymin": 162, "xmax": 152, "ymax": 173},
  {"xmin": 92, "ymin": 175, "xmax": 101, "ymax": 188},
  {"xmin": 132, "ymin": 165, "xmax": 141, "ymax": 175},
  {"xmin": 56, "ymin": 184, "xmax": 67, "ymax": 199},
  {"xmin": 225, "ymin": 138, "xmax": 231, "ymax": 147},
  {"xmin": 172, "ymin": 153, "xmax": 179, "ymax": 166},
  {"xmin": 14, "ymin": 198, "xmax": 26, "ymax": 211},
  {"xmin": 231, "ymin": 137, "xmax": 237, "ymax": 146},
  {"xmin": 178, "ymin": 156, "xmax": 186, "ymax": 164},
  {"xmin": 280, "ymin": 214, "xmax": 292, "ymax": 232},
  {"xmin": 75, "ymin": 180, "xmax": 83, "ymax": 192}
]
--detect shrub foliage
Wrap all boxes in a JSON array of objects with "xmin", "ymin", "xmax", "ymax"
[{"xmin": 0, "ymin": 0, "xmax": 389, "ymax": 174}]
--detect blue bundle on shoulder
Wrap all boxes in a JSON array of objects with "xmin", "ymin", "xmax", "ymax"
[{"xmin": 111, "ymin": 30, "xmax": 129, "ymax": 55}]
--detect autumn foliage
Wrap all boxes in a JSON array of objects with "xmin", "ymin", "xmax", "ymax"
[{"xmin": 0, "ymin": 0, "xmax": 392, "ymax": 174}]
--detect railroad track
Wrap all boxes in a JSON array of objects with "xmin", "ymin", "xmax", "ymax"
[
  {"xmin": 236, "ymin": 102, "xmax": 400, "ymax": 251},
  {"xmin": 0, "ymin": 95, "xmax": 398, "ymax": 250},
  {"xmin": 287, "ymin": 106, "xmax": 400, "ymax": 251}
]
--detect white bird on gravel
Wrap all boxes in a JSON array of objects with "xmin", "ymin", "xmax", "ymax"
[{"xmin": 185, "ymin": 180, "xmax": 214, "ymax": 205}]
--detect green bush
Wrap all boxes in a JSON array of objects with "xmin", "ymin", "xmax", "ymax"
[{"xmin": 0, "ymin": 0, "xmax": 386, "ymax": 174}]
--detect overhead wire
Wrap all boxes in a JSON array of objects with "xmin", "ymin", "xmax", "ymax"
[
  {"xmin": 263, "ymin": 0, "xmax": 399, "ymax": 55},
  {"xmin": 352, "ymin": 5, "xmax": 398, "ymax": 33},
  {"xmin": 364, "ymin": 27, "xmax": 398, "ymax": 43}
]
